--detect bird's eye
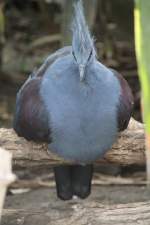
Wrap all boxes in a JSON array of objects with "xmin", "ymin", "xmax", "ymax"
[
  {"xmin": 72, "ymin": 51, "xmax": 77, "ymax": 62},
  {"xmin": 87, "ymin": 50, "xmax": 93, "ymax": 62}
]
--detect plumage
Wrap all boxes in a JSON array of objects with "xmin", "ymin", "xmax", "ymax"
[
  {"xmin": 72, "ymin": 0, "xmax": 96, "ymax": 64},
  {"xmin": 40, "ymin": 56, "xmax": 121, "ymax": 162},
  {"xmin": 112, "ymin": 69, "xmax": 134, "ymax": 131},
  {"xmin": 13, "ymin": 46, "xmax": 71, "ymax": 142},
  {"xmin": 13, "ymin": 77, "xmax": 50, "ymax": 142},
  {"xmin": 13, "ymin": 0, "xmax": 133, "ymax": 200}
]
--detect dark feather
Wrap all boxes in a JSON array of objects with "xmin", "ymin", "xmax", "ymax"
[
  {"xmin": 36, "ymin": 46, "xmax": 71, "ymax": 77},
  {"xmin": 112, "ymin": 69, "xmax": 134, "ymax": 131},
  {"xmin": 13, "ymin": 78, "xmax": 50, "ymax": 142},
  {"xmin": 13, "ymin": 47, "xmax": 71, "ymax": 143}
]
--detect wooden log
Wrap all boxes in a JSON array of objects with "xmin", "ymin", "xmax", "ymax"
[
  {"xmin": 0, "ymin": 118, "xmax": 145, "ymax": 168},
  {"xmin": 2, "ymin": 187, "xmax": 150, "ymax": 225}
]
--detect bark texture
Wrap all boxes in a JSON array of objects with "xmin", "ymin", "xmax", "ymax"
[
  {"xmin": 3, "ymin": 187, "xmax": 150, "ymax": 225},
  {"xmin": 0, "ymin": 118, "xmax": 145, "ymax": 168}
]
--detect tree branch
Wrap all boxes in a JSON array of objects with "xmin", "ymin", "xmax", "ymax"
[
  {"xmin": 0, "ymin": 118, "xmax": 145, "ymax": 168},
  {"xmin": 3, "ymin": 195, "xmax": 150, "ymax": 225}
]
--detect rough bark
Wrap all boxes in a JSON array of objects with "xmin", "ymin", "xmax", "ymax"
[
  {"xmin": 0, "ymin": 118, "xmax": 145, "ymax": 168},
  {"xmin": 3, "ymin": 190, "xmax": 150, "ymax": 225}
]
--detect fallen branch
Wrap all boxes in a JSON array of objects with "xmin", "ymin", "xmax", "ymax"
[
  {"xmin": 3, "ymin": 195, "xmax": 150, "ymax": 225},
  {"xmin": 0, "ymin": 118, "xmax": 145, "ymax": 168},
  {"xmin": 10, "ymin": 174, "xmax": 146, "ymax": 190}
]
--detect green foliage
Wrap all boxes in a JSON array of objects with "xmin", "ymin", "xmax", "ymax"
[
  {"xmin": 134, "ymin": 0, "xmax": 150, "ymax": 133},
  {"xmin": 0, "ymin": 3, "xmax": 4, "ymax": 35}
]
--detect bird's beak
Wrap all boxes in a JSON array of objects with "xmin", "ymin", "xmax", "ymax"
[{"xmin": 79, "ymin": 64, "xmax": 85, "ymax": 82}]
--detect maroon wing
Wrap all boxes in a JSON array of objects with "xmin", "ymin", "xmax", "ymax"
[
  {"xmin": 112, "ymin": 69, "xmax": 134, "ymax": 131},
  {"xmin": 13, "ymin": 46, "xmax": 71, "ymax": 142},
  {"xmin": 13, "ymin": 77, "xmax": 51, "ymax": 142}
]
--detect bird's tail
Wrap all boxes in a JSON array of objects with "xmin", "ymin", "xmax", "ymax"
[{"xmin": 72, "ymin": 0, "xmax": 96, "ymax": 56}]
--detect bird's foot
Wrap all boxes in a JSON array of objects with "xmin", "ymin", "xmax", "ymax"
[
  {"xmin": 72, "ymin": 164, "xmax": 93, "ymax": 199},
  {"xmin": 54, "ymin": 165, "xmax": 73, "ymax": 201}
]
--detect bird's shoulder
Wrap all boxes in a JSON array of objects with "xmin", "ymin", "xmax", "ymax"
[
  {"xmin": 111, "ymin": 69, "xmax": 134, "ymax": 131},
  {"xmin": 92, "ymin": 61, "xmax": 119, "ymax": 85},
  {"xmin": 13, "ymin": 46, "xmax": 72, "ymax": 142},
  {"xmin": 32, "ymin": 46, "xmax": 72, "ymax": 79},
  {"xmin": 13, "ymin": 76, "xmax": 51, "ymax": 142}
]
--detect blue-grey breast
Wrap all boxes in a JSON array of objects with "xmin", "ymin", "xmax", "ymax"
[{"xmin": 13, "ymin": 0, "xmax": 133, "ymax": 164}]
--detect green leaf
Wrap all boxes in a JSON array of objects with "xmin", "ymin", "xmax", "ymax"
[{"xmin": 134, "ymin": 0, "xmax": 150, "ymax": 133}]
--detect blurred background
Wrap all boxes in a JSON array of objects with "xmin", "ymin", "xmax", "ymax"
[
  {"xmin": 0, "ymin": 0, "xmax": 141, "ymax": 128},
  {"xmin": 1, "ymin": 2, "xmax": 149, "ymax": 224}
]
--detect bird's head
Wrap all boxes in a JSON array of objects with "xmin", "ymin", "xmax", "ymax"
[
  {"xmin": 72, "ymin": 0, "xmax": 96, "ymax": 82},
  {"xmin": 72, "ymin": 47, "xmax": 93, "ymax": 82}
]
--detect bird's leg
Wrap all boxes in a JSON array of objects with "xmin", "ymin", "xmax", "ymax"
[
  {"xmin": 53, "ymin": 165, "xmax": 73, "ymax": 200},
  {"xmin": 71, "ymin": 164, "xmax": 93, "ymax": 199}
]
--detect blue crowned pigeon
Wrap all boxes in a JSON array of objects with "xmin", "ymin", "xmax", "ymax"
[{"xmin": 13, "ymin": 0, "xmax": 133, "ymax": 200}]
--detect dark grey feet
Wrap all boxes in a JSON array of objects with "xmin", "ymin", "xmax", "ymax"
[
  {"xmin": 54, "ymin": 164, "xmax": 93, "ymax": 200},
  {"xmin": 54, "ymin": 165, "xmax": 73, "ymax": 200},
  {"xmin": 72, "ymin": 165, "xmax": 93, "ymax": 199}
]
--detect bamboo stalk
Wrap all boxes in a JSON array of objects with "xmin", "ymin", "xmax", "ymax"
[{"xmin": 134, "ymin": 0, "xmax": 150, "ymax": 182}]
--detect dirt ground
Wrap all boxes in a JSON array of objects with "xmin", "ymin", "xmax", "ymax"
[{"xmin": 2, "ymin": 185, "xmax": 150, "ymax": 225}]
